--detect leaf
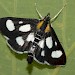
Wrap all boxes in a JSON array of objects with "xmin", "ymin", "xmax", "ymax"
[{"xmin": 0, "ymin": 0, "xmax": 75, "ymax": 75}]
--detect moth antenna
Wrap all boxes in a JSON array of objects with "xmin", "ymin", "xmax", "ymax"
[
  {"xmin": 35, "ymin": 3, "xmax": 43, "ymax": 19},
  {"xmin": 50, "ymin": 3, "xmax": 67, "ymax": 23}
]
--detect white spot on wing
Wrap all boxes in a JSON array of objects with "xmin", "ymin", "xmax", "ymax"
[
  {"xmin": 41, "ymin": 50, "xmax": 45, "ymax": 56},
  {"xmin": 46, "ymin": 37, "xmax": 53, "ymax": 49},
  {"xmin": 16, "ymin": 36, "xmax": 24, "ymax": 46},
  {"xmin": 51, "ymin": 50, "xmax": 62, "ymax": 58},
  {"xmin": 19, "ymin": 24, "xmax": 31, "ymax": 32},
  {"xmin": 55, "ymin": 41, "xmax": 57, "ymax": 46},
  {"xmin": 6, "ymin": 20, "xmax": 15, "ymax": 31},
  {"xmin": 19, "ymin": 21, "xmax": 23, "ymax": 24},
  {"xmin": 38, "ymin": 39, "xmax": 44, "ymax": 48},
  {"xmin": 26, "ymin": 33, "xmax": 34, "ymax": 42}
]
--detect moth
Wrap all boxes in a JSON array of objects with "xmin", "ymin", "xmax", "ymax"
[{"xmin": 0, "ymin": 4, "xmax": 66, "ymax": 66}]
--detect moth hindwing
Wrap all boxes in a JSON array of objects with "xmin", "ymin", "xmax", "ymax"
[{"xmin": 0, "ymin": 5, "xmax": 66, "ymax": 66}]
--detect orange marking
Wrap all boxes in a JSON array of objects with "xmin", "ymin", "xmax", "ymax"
[
  {"xmin": 37, "ymin": 20, "xmax": 44, "ymax": 29},
  {"xmin": 45, "ymin": 24, "xmax": 50, "ymax": 32}
]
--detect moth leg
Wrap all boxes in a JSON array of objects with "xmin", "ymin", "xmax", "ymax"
[
  {"xmin": 35, "ymin": 3, "xmax": 43, "ymax": 19},
  {"xmin": 50, "ymin": 3, "xmax": 67, "ymax": 23}
]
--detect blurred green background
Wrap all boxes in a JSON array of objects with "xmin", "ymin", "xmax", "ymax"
[{"xmin": 0, "ymin": 0, "xmax": 75, "ymax": 75}]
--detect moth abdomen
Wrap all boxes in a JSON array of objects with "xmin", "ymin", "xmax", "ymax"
[{"xmin": 27, "ymin": 53, "xmax": 33, "ymax": 64}]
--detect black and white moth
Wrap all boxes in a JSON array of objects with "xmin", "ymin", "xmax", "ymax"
[{"xmin": 0, "ymin": 5, "xmax": 66, "ymax": 66}]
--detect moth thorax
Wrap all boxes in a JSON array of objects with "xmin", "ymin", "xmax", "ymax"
[
  {"xmin": 40, "ymin": 23, "xmax": 48, "ymax": 31},
  {"xmin": 40, "ymin": 14, "xmax": 50, "ymax": 31}
]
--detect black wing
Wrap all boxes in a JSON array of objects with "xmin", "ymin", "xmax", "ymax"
[
  {"xmin": 0, "ymin": 17, "xmax": 39, "ymax": 54},
  {"xmin": 34, "ymin": 27, "xmax": 66, "ymax": 65},
  {"xmin": 44, "ymin": 27, "xmax": 66, "ymax": 65}
]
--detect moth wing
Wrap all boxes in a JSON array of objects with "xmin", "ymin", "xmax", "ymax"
[
  {"xmin": 0, "ymin": 17, "xmax": 39, "ymax": 39},
  {"xmin": 7, "ymin": 35, "xmax": 29, "ymax": 54},
  {"xmin": 44, "ymin": 27, "xmax": 66, "ymax": 65},
  {"xmin": 33, "ymin": 27, "xmax": 66, "ymax": 65},
  {"xmin": 33, "ymin": 38, "xmax": 45, "ymax": 64},
  {"xmin": 34, "ymin": 48, "xmax": 45, "ymax": 64},
  {"xmin": 0, "ymin": 17, "xmax": 39, "ymax": 53}
]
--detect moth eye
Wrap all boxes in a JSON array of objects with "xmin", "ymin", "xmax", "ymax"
[
  {"xmin": 19, "ymin": 24, "xmax": 31, "ymax": 32},
  {"xmin": 46, "ymin": 37, "xmax": 53, "ymax": 49},
  {"xmin": 6, "ymin": 20, "xmax": 15, "ymax": 31},
  {"xmin": 51, "ymin": 50, "xmax": 62, "ymax": 58},
  {"xmin": 16, "ymin": 36, "xmax": 24, "ymax": 46}
]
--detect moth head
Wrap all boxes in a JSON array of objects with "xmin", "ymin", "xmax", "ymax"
[
  {"xmin": 44, "ymin": 13, "xmax": 50, "ymax": 22},
  {"xmin": 37, "ymin": 13, "xmax": 51, "ymax": 32}
]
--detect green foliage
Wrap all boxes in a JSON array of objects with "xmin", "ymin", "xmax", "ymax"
[{"xmin": 0, "ymin": 0, "xmax": 75, "ymax": 75}]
